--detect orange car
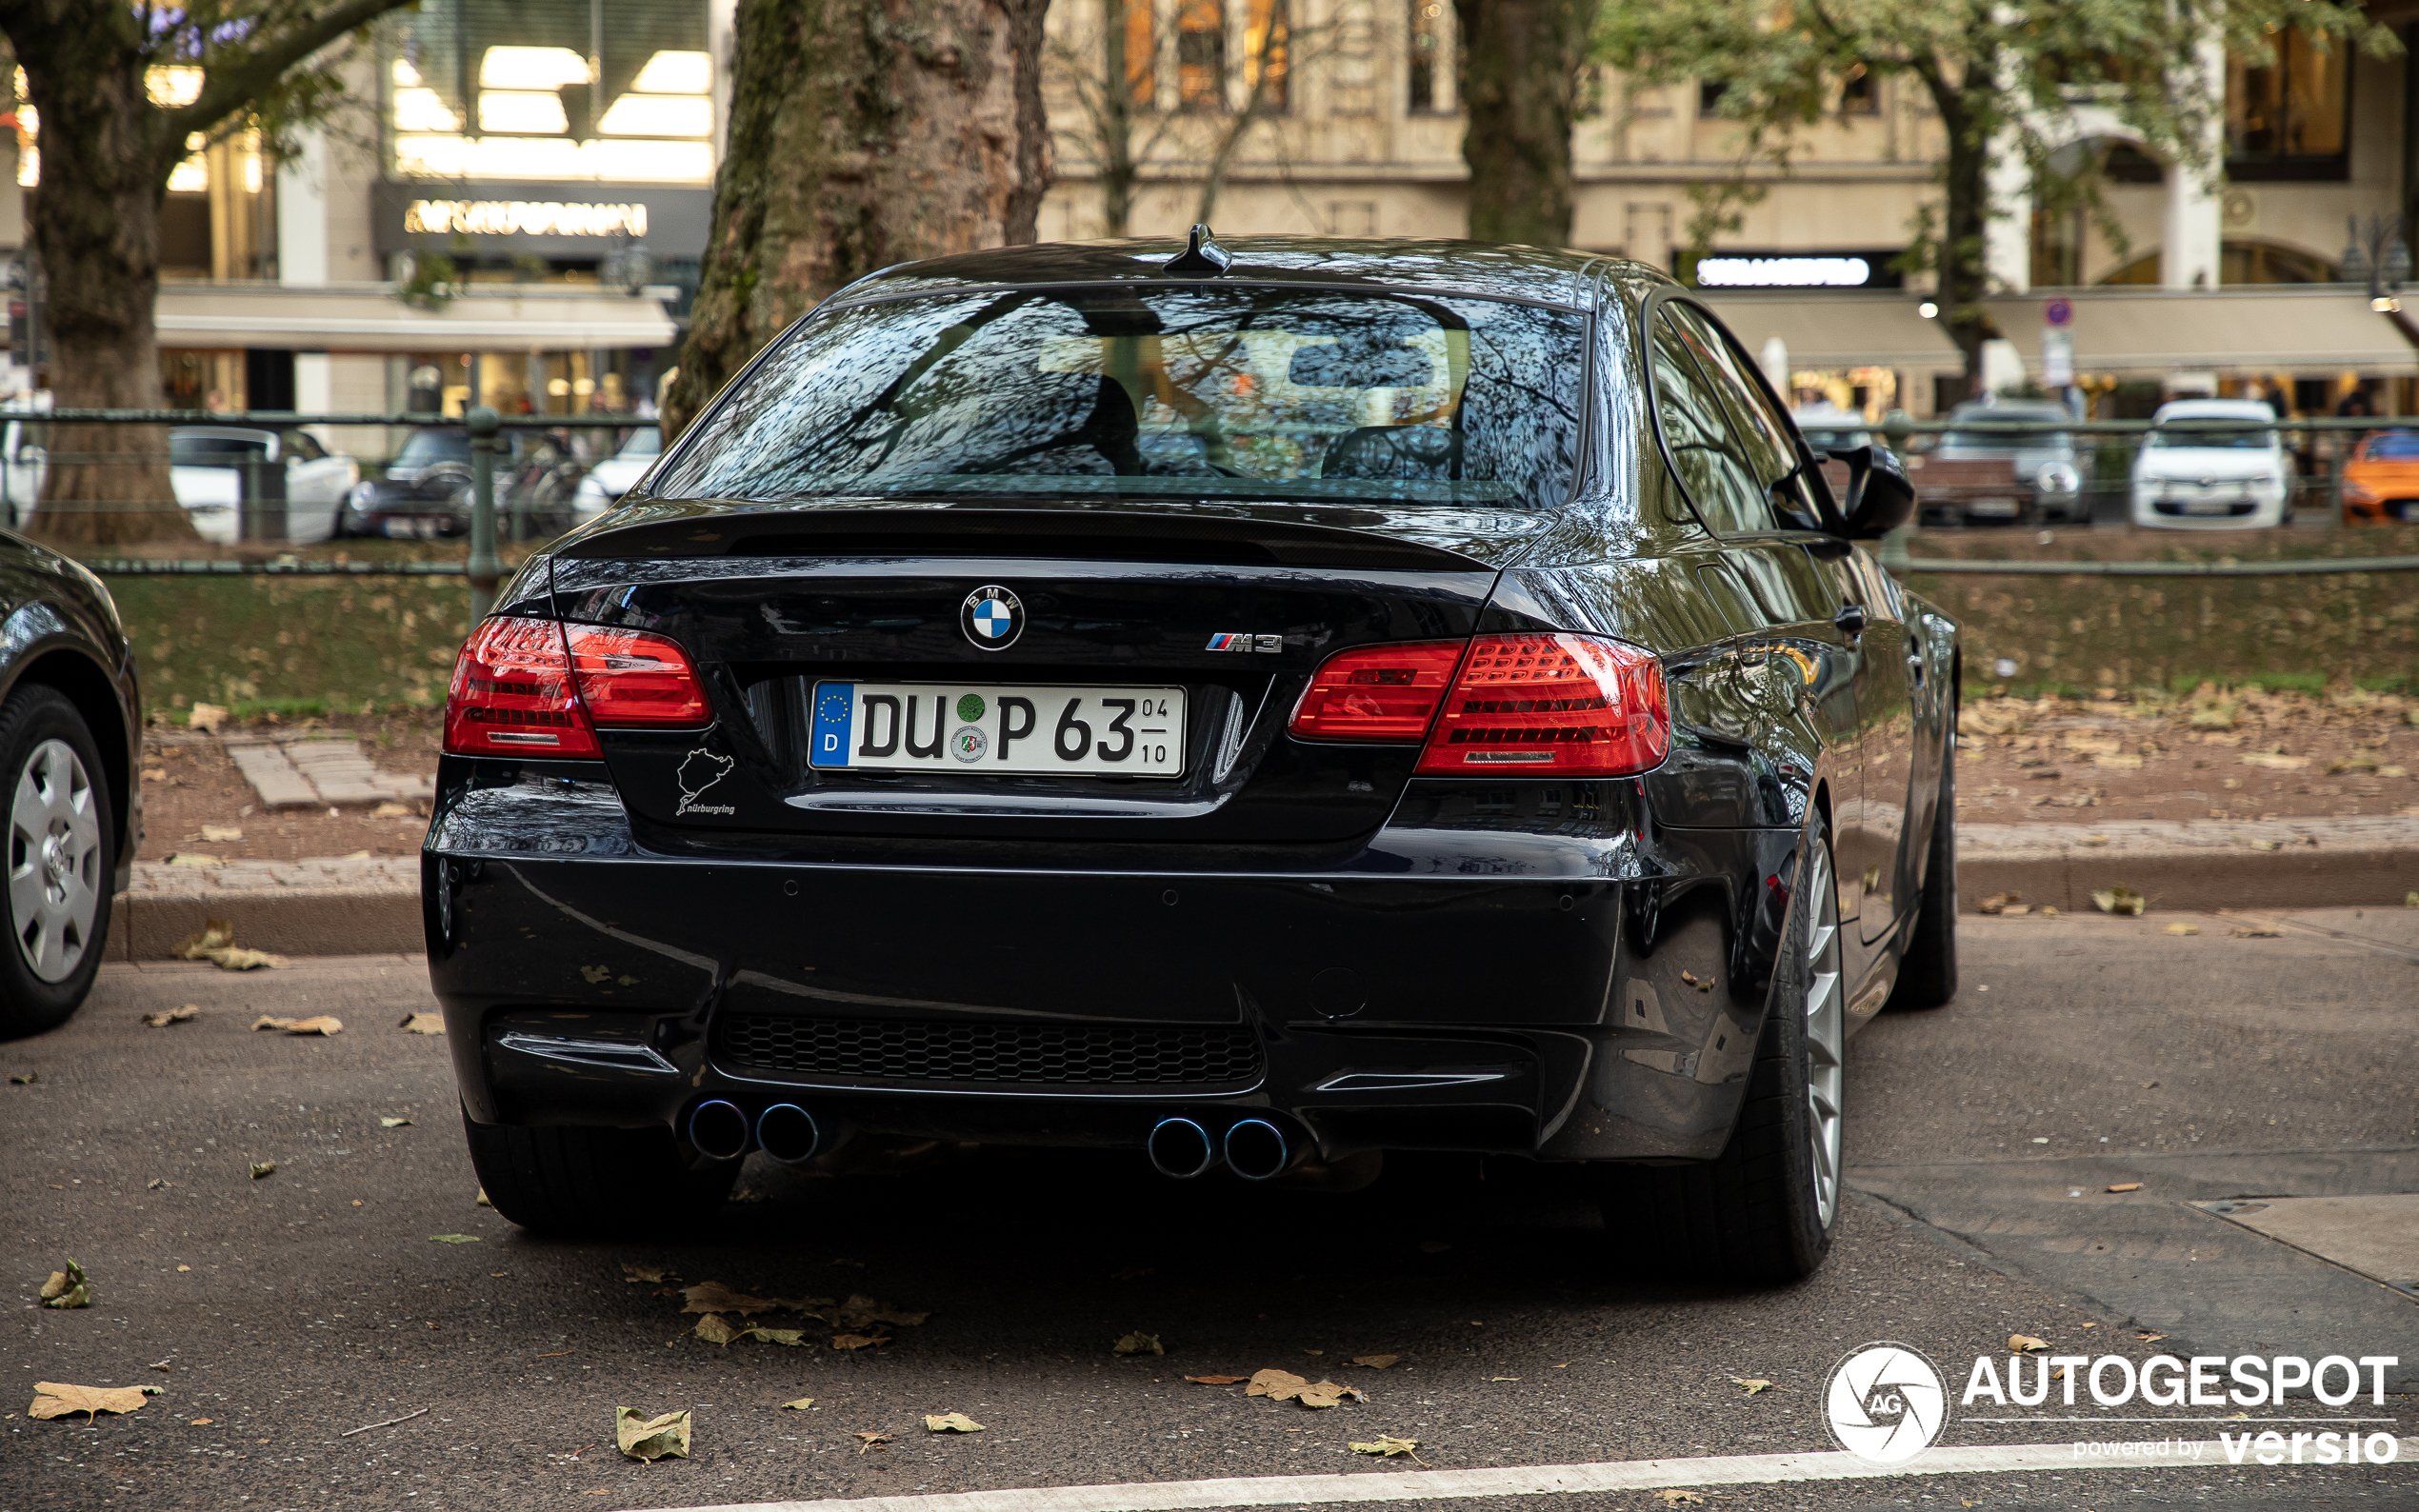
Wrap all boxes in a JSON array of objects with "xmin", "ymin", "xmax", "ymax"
[{"xmin": 2341, "ymin": 428, "xmax": 2419, "ymax": 524}]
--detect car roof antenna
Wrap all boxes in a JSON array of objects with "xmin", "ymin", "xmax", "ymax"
[{"xmin": 1162, "ymin": 224, "xmax": 1232, "ymax": 274}]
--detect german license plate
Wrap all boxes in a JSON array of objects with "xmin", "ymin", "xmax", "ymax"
[{"xmin": 810, "ymin": 683, "xmax": 1186, "ymax": 776}]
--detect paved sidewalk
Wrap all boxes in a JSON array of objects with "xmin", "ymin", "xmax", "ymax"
[{"xmin": 111, "ymin": 853, "xmax": 421, "ymax": 960}]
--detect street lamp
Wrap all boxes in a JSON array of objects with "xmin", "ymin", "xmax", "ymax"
[{"xmin": 2341, "ymin": 213, "xmax": 2411, "ymax": 313}]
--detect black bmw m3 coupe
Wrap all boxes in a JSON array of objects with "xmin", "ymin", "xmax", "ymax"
[{"xmin": 429, "ymin": 232, "xmax": 1958, "ymax": 1280}]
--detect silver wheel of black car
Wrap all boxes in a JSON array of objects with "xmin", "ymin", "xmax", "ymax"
[
  {"xmin": 10, "ymin": 736, "xmax": 102, "ymax": 983},
  {"xmin": 1800, "ymin": 838, "xmax": 1845, "ymax": 1228},
  {"xmin": 1603, "ymin": 822, "xmax": 1846, "ymax": 1282},
  {"xmin": 0, "ymin": 686, "xmax": 115, "ymax": 1038}
]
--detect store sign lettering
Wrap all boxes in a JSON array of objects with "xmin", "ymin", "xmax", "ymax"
[{"xmin": 403, "ymin": 198, "xmax": 650, "ymax": 238}]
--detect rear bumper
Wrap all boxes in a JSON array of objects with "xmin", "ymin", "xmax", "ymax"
[{"xmin": 426, "ymin": 764, "xmax": 1802, "ymax": 1166}]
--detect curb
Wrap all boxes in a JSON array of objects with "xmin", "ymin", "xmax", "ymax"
[
  {"xmin": 104, "ymin": 821, "xmax": 2419, "ymax": 959},
  {"xmin": 1958, "ymin": 817, "xmax": 2419, "ymax": 915},
  {"xmin": 110, "ymin": 856, "xmax": 422, "ymax": 963}
]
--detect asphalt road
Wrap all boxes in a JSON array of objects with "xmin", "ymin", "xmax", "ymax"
[{"xmin": 4, "ymin": 909, "xmax": 2414, "ymax": 1512}]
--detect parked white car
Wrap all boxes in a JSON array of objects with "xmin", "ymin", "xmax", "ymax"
[
  {"xmin": 170, "ymin": 427, "xmax": 361, "ymax": 544},
  {"xmin": 5, "ymin": 420, "xmax": 359, "ymax": 541},
  {"xmin": 2129, "ymin": 399, "xmax": 2291, "ymax": 529},
  {"xmin": 571, "ymin": 425, "xmax": 660, "ymax": 522}
]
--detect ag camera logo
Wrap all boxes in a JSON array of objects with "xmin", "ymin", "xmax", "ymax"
[{"xmin": 1827, "ymin": 1343, "xmax": 1950, "ymax": 1465}]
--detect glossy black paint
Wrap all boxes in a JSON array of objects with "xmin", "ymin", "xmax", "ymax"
[
  {"xmin": 0, "ymin": 530, "xmax": 142, "ymax": 890},
  {"xmin": 426, "ymin": 236, "xmax": 1956, "ymax": 1169}
]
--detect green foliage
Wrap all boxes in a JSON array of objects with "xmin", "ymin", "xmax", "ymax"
[{"xmin": 1596, "ymin": 0, "xmax": 2399, "ymax": 361}]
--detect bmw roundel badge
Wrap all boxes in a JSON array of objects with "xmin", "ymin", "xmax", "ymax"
[{"xmin": 960, "ymin": 584, "xmax": 1025, "ymax": 651}]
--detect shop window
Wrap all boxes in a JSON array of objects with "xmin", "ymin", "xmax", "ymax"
[
  {"xmin": 1177, "ymin": 0, "xmax": 1227, "ymax": 111},
  {"xmin": 2226, "ymin": 28, "xmax": 2349, "ymax": 181},
  {"xmin": 1408, "ymin": 0, "xmax": 1445, "ymax": 112},
  {"xmin": 2095, "ymin": 240, "xmax": 2338, "ymax": 286}
]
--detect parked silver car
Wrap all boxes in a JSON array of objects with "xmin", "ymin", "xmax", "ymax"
[{"xmin": 1929, "ymin": 398, "xmax": 2086, "ymax": 525}]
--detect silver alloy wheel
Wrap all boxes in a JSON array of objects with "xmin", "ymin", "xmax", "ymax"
[
  {"xmin": 1801, "ymin": 841, "xmax": 1847, "ymax": 1226},
  {"xmin": 10, "ymin": 737, "xmax": 101, "ymax": 982}
]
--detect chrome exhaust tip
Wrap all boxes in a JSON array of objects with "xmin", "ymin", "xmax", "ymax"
[
  {"xmin": 755, "ymin": 1104, "xmax": 825, "ymax": 1165},
  {"xmin": 686, "ymin": 1099, "xmax": 752, "ymax": 1162},
  {"xmin": 1146, "ymin": 1117, "xmax": 1220, "ymax": 1179},
  {"xmin": 1222, "ymin": 1117, "xmax": 1301, "ymax": 1182}
]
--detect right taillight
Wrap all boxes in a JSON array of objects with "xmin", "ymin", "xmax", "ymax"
[
  {"xmin": 443, "ymin": 617, "xmax": 601, "ymax": 757},
  {"xmin": 1415, "ymin": 632, "xmax": 1669, "ymax": 776}
]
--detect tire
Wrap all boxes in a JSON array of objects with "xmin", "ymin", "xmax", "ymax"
[
  {"xmin": 1599, "ymin": 826, "xmax": 1846, "ymax": 1283},
  {"xmin": 462, "ymin": 1106, "xmax": 739, "ymax": 1237},
  {"xmin": 1888, "ymin": 728, "xmax": 1959, "ymax": 1011},
  {"xmin": 0, "ymin": 686, "xmax": 114, "ymax": 1039}
]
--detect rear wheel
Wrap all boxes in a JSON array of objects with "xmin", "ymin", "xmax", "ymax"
[
  {"xmin": 1888, "ymin": 728, "xmax": 1959, "ymax": 1011},
  {"xmin": 0, "ymin": 686, "xmax": 113, "ymax": 1039},
  {"xmin": 462, "ymin": 1108, "xmax": 739, "ymax": 1236},
  {"xmin": 1601, "ymin": 826, "xmax": 1845, "ymax": 1283}
]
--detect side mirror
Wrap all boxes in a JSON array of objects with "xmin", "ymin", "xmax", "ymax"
[{"xmin": 1821, "ymin": 443, "xmax": 1915, "ymax": 539}]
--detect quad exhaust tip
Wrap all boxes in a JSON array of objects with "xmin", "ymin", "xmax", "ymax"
[
  {"xmin": 1222, "ymin": 1117, "xmax": 1302, "ymax": 1182},
  {"xmin": 1146, "ymin": 1117, "xmax": 1220, "ymax": 1179},
  {"xmin": 755, "ymin": 1104, "xmax": 825, "ymax": 1165},
  {"xmin": 687, "ymin": 1099, "xmax": 752, "ymax": 1162}
]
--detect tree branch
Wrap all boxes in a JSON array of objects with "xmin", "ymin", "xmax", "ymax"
[{"xmin": 161, "ymin": 0, "xmax": 414, "ymax": 155}]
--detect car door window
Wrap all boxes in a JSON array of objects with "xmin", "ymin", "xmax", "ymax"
[
  {"xmin": 281, "ymin": 430, "xmax": 327, "ymax": 463},
  {"xmin": 1669, "ymin": 307, "xmax": 1824, "ymax": 531},
  {"xmin": 1649, "ymin": 310, "xmax": 1772, "ymax": 533}
]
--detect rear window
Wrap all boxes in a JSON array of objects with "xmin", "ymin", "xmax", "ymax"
[
  {"xmin": 396, "ymin": 428, "xmax": 472, "ymax": 465},
  {"xmin": 654, "ymin": 286, "xmax": 1587, "ymax": 511},
  {"xmin": 2364, "ymin": 431, "xmax": 2419, "ymax": 460},
  {"xmin": 170, "ymin": 432, "xmax": 270, "ymax": 464},
  {"xmin": 2148, "ymin": 423, "xmax": 2273, "ymax": 449}
]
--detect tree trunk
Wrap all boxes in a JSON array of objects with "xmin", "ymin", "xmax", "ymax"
[
  {"xmin": 1920, "ymin": 49, "xmax": 1995, "ymax": 400},
  {"xmin": 664, "ymin": 0, "xmax": 1054, "ymax": 438},
  {"xmin": 19, "ymin": 37, "xmax": 194, "ymax": 546},
  {"xmin": 1452, "ymin": 0, "xmax": 1597, "ymax": 247},
  {"xmin": 1095, "ymin": 0, "xmax": 1140, "ymax": 236}
]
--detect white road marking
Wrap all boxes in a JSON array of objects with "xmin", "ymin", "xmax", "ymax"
[{"xmin": 621, "ymin": 1436, "xmax": 2419, "ymax": 1512}]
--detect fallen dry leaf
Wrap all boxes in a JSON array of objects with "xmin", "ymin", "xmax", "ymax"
[
  {"xmin": 831, "ymin": 1333, "xmax": 889, "ymax": 1350},
  {"xmin": 38, "ymin": 1259, "xmax": 90, "ymax": 1309},
  {"xmin": 1730, "ymin": 1377, "xmax": 1774, "ymax": 1395},
  {"xmin": 30, "ymin": 1383, "xmax": 158, "ymax": 1422},
  {"xmin": 614, "ymin": 1407, "xmax": 690, "ymax": 1462},
  {"xmin": 141, "ymin": 1005, "xmax": 199, "ymax": 1027},
  {"xmin": 429, "ymin": 1234, "xmax": 480, "ymax": 1243},
  {"xmin": 475, "ymin": 1188, "xmax": 491, "ymax": 1207},
  {"xmin": 693, "ymin": 1313, "xmax": 745, "ymax": 1346},
  {"xmin": 186, "ymin": 703, "xmax": 228, "ymax": 734},
  {"xmin": 1246, "ymin": 1369, "xmax": 1363, "ymax": 1408},
  {"xmin": 623, "ymin": 1264, "xmax": 675, "ymax": 1284},
  {"xmin": 2250, "ymin": 838, "xmax": 2283, "ymax": 851},
  {"xmin": 2229, "ymin": 926, "xmax": 2282, "ymax": 938},
  {"xmin": 2107, "ymin": 1183, "xmax": 2143, "ymax": 1193},
  {"xmin": 380, "ymin": 1117, "xmax": 412, "ymax": 1129},
  {"xmin": 833, "ymin": 1295, "xmax": 930, "ymax": 1330},
  {"xmin": 199, "ymin": 825, "xmax": 244, "ymax": 842},
  {"xmin": 924, "ymin": 1413, "xmax": 985, "ymax": 1433},
  {"xmin": 1349, "ymin": 1436, "xmax": 1423, "ymax": 1461},
  {"xmin": 2163, "ymin": 923, "xmax": 2200, "ymax": 936},
  {"xmin": 248, "ymin": 1162, "xmax": 276, "ymax": 1180},
  {"xmin": 1113, "ymin": 1332, "xmax": 1164, "ymax": 1356},
  {"xmin": 1978, "ymin": 892, "xmax": 2022, "ymax": 914},
  {"xmin": 398, "ymin": 1013, "xmax": 444, "ymax": 1035},
  {"xmin": 251, "ymin": 1015, "xmax": 337, "ymax": 1035},
  {"xmin": 1652, "ymin": 1492, "xmax": 1707, "ymax": 1506},
  {"xmin": 1349, "ymin": 1355, "xmax": 1399, "ymax": 1369},
  {"xmin": 852, "ymin": 1431, "xmax": 890, "ymax": 1450},
  {"xmin": 8, "ymin": 1072, "xmax": 33, "ymax": 1084},
  {"xmin": 782, "ymin": 1398, "xmax": 814, "ymax": 1411},
  {"xmin": 2139, "ymin": 1332, "xmax": 2168, "ymax": 1343},
  {"xmin": 174, "ymin": 921, "xmax": 234, "ymax": 958},
  {"xmin": 372, "ymin": 801, "xmax": 417, "ymax": 818},
  {"xmin": 2240, "ymin": 752, "xmax": 2309, "ymax": 770},
  {"xmin": 2009, "ymin": 1334, "xmax": 2050, "ymax": 1353},
  {"xmin": 2090, "ymin": 886, "xmax": 2147, "ymax": 916},
  {"xmin": 190, "ymin": 1418, "xmax": 213, "ymax": 1425},
  {"xmin": 680, "ymin": 1281, "xmax": 831, "ymax": 1317},
  {"xmin": 1186, "ymin": 1375, "xmax": 1249, "ymax": 1385},
  {"xmin": 165, "ymin": 853, "xmax": 222, "ymax": 868}
]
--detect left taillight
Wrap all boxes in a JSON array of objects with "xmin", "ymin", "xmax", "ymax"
[
  {"xmin": 445, "ymin": 617, "xmax": 599, "ymax": 757},
  {"xmin": 443, "ymin": 617, "xmax": 708, "ymax": 757}
]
